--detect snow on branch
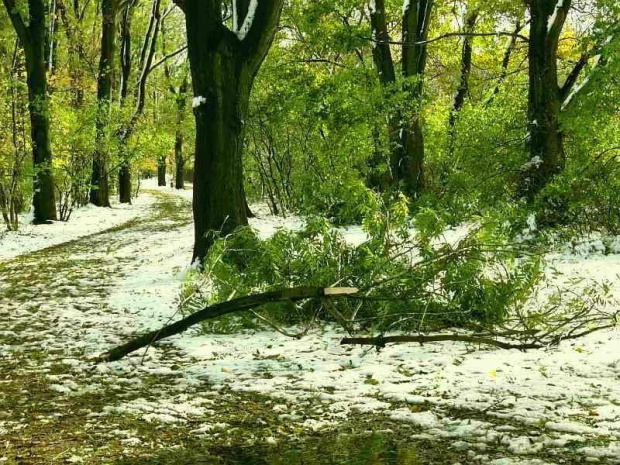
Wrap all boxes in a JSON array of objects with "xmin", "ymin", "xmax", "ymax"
[{"xmin": 236, "ymin": 0, "xmax": 258, "ymax": 41}]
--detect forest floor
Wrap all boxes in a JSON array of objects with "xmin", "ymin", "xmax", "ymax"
[{"xmin": 1, "ymin": 181, "xmax": 620, "ymax": 464}]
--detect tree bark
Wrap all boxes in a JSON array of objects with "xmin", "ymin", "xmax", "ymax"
[
  {"xmin": 157, "ymin": 158, "xmax": 166, "ymax": 186},
  {"xmin": 90, "ymin": 0, "xmax": 116, "ymax": 207},
  {"xmin": 368, "ymin": 0, "xmax": 400, "ymax": 189},
  {"xmin": 3, "ymin": 0, "xmax": 58, "ymax": 222},
  {"xmin": 174, "ymin": 77, "xmax": 187, "ymax": 189},
  {"xmin": 179, "ymin": 0, "xmax": 284, "ymax": 263},
  {"xmin": 520, "ymin": 0, "xmax": 570, "ymax": 199},
  {"xmin": 400, "ymin": 0, "xmax": 433, "ymax": 198},
  {"xmin": 97, "ymin": 286, "xmax": 358, "ymax": 362},
  {"xmin": 118, "ymin": 2, "xmax": 134, "ymax": 204}
]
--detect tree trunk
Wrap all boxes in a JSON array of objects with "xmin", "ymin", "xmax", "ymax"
[
  {"xmin": 117, "ymin": 3, "xmax": 133, "ymax": 204},
  {"xmin": 368, "ymin": 0, "xmax": 401, "ymax": 189},
  {"xmin": 26, "ymin": 0, "xmax": 58, "ymax": 222},
  {"xmin": 90, "ymin": 0, "xmax": 116, "ymax": 207},
  {"xmin": 190, "ymin": 51, "xmax": 249, "ymax": 261},
  {"xmin": 174, "ymin": 133, "xmax": 185, "ymax": 189},
  {"xmin": 400, "ymin": 0, "xmax": 433, "ymax": 198},
  {"xmin": 174, "ymin": 78, "xmax": 187, "ymax": 189},
  {"xmin": 157, "ymin": 158, "xmax": 166, "ymax": 186},
  {"xmin": 521, "ymin": 0, "xmax": 570, "ymax": 199},
  {"xmin": 180, "ymin": 0, "xmax": 284, "ymax": 263},
  {"xmin": 118, "ymin": 163, "xmax": 132, "ymax": 203},
  {"xmin": 3, "ymin": 0, "xmax": 58, "ymax": 222}
]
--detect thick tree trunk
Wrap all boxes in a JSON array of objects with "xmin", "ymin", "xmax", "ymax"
[
  {"xmin": 521, "ymin": 0, "xmax": 570, "ymax": 199},
  {"xmin": 90, "ymin": 0, "xmax": 116, "ymax": 207},
  {"xmin": 25, "ymin": 0, "xmax": 58, "ymax": 222},
  {"xmin": 190, "ymin": 57, "xmax": 249, "ymax": 261},
  {"xmin": 182, "ymin": 0, "xmax": 284, "ymax": 263}
]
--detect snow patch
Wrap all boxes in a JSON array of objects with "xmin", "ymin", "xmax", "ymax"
[{"xmin": 192, "ymin": 96, "xmax": 207, "ymax": 108}]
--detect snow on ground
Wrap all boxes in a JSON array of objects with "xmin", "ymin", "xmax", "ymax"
[
  {"xmin": 2, "ymin": 185, "xmax": 620, "ymax": 463},
  {"xmin": 0, "ymin": 181, "xmax": 163, "ymax": 262}
]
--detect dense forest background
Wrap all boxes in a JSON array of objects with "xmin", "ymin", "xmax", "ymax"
[{"xmin": 1, "ymin": 0, "xmax": 618, "ymax": 234}]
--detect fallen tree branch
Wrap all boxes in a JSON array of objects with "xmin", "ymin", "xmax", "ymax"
[
  {"xmin": 341, "ymin": 320, "xmax": 617, "ymax": 350},
  {"xmin": 97, "ymin": 286, "xmax": 358, "ymax": 362},
  {"xmin": 340, "ymin": 334, "xmax": 543, "ymax": 350}
]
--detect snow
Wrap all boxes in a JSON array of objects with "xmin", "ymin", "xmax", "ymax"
[
  {"xmin": 235, "ymin": 0, "xmax": 258, "ymax": 41},
  {"xmin": 192, "ymin": 96, "xmax": 207, "ymax": 108},
  {"xmin": 547, "ymin": 0, "xmax": 565, "ymax": 32},
  {"xmin": 521, "ymin": 155, "xmax": 543, "ymax": 172},
  {"xmin": 2, "ymin": 184, "xmax": 620, "ymax": 462},
  {"xmin": 232, "ymin": 0, "xmax": 238, "ymax": 31},
  {"xmin": 0, "ymin": 188, "xmax": 157, "ymax": 262}
]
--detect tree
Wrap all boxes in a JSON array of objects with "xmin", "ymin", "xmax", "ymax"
[
  {"xmin": 369, "ymin": 0, "xmax": 434, "ymax": 198},
  {"xmin": 118, "ymin": 0, "xmax": 163, "ymax": 202},
  {"xmin": 2, "ymin": 0, "xmax": 57, "ymax": 222},
  {"xmin": 89, "ymin": 0, "xmax": 116, "ymax": 207},
  {"xmin": 520, "ymin": 0, "xmax": 571, "ymax": 199},
  {"xmin": 174, "ymin": 0, "xmax": 284, "ymax": 262}
]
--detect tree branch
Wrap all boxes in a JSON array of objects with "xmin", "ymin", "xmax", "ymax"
[
  {"xmin": 363, "ymin": 31, "xmax": 529, "ymax": 47},
  {"xmin": 2, "ymin": 0, "xmax": 30, "ymax": 44},
  {"xmin": 341, "ymin": 334, "xmax": 543, "ymax": 350},
  {"xmin": 147, "ymin": 44, "xmax": 187, "ymax": 74},
  {"xmin": 96, "ymin": 286, "xmax": 358, "ymax": 362},
  {"xmin": 241, "ymin": 0, "xmax": 285, "ymax": 77},
  {"xmin": 560, "ymin": 52, "xmax": 589, "ymax": 102}
]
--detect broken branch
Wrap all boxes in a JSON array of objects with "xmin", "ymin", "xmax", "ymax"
[{"xmin": 97, "ymin": 286, "xmax": 358, "ymax": 362}]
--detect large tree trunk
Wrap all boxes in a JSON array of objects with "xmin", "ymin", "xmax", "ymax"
[
  {"xmin": 90, "ymin": 0, "xmax": 116, "ymax": 207},
  {"xmin": 180, "ymin": 0, "xmax": 284, "ymax": 263},
  {"xmin": 3, "ymin": 0, "xmax": 58, "ymax": 222},
  {"xmin": 400, "ymin": 0, "xmax": 433, "ymax": 198},
  {"xmin": 521, "ymin": 0, "xmax": 570, "ymax": 199},
  {"xmin": 189, "ymin": 43, "xmax": 249, "ymax": 261}
]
